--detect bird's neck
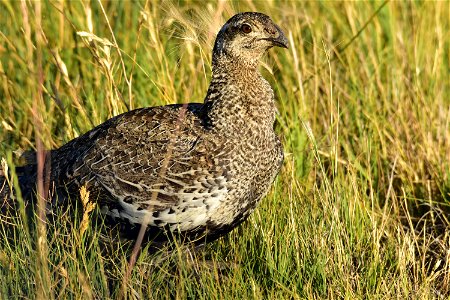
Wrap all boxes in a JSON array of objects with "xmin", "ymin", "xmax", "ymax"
[{"xmin": 203, "ymin": 61, "xmax": 276, "ymax": 134}]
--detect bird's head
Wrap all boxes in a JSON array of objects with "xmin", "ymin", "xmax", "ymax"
[{"xmin": 212, "ymin": 12, "xmax": 288, "ymax": 69}]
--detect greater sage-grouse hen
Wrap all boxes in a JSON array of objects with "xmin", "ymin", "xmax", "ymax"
[{"xmin": 0, "ymin": 12, "xmax": 288, "ymax": 246}]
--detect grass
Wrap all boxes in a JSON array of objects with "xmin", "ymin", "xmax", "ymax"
[{"xmin": 0, "ymin": 0, "xmax": 449, "ymax": 298}]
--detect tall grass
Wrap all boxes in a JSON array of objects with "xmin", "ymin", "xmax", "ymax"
[{"xmin": 0, "ymin": 1, "xmax": 449, "ymax": 298}]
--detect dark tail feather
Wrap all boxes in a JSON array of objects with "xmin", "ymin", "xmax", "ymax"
[
  {"xmin": 0, "ymin": 164, "xmax": 38, "ymax": 245},
  {"xmin": 17, "ymin": 164, "xmax": 38, "ymax": 201},
  {"xmin": 1, "ymin": 164, "xmax": 37, "ymax": 213}
]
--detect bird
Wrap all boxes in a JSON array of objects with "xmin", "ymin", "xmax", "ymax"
[{"xmin": 0, "ymin": 12, "xmax": 288, "ymax": 247}]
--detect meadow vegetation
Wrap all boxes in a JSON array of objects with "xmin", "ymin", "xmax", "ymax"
[{"xmin": 0, "ymin": 0, "xmax": 449, "ymax": 298}]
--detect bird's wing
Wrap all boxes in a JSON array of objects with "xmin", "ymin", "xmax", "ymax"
[{"xmin": 56, "ymin": 104, "xmax": 232, "ymax": 227}]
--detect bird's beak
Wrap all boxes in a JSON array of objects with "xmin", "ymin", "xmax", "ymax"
[{"xmin": 264, "ymin": 25, "xmax": 289, "ymax": 49}]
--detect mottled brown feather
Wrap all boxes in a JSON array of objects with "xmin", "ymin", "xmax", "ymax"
[{"xmin": 1, "ymin": 12, "xmax": 288, "ymax": 246}]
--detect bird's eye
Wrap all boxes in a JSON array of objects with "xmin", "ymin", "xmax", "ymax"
[{"xmin": 241, "ymin": 24, "xmax": 252, "ymax": 34}]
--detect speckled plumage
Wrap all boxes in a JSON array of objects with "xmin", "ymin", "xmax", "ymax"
[{"xmin": 1, "ymin": 12, "xmax": 288, "ymax": 246}]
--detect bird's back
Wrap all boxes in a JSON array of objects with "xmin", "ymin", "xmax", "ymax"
[{"xmin": 35, "ymin": 98, "xmax": 278, "ymax": 245}]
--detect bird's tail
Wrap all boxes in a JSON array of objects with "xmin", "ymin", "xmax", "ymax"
[
  {"xmin": 0, "ymin": 160, "xmax": 40, "ymax": 245},
  {"xmin": 0, "ymin": 161, "xmax": 37, "ymax": 215}
]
